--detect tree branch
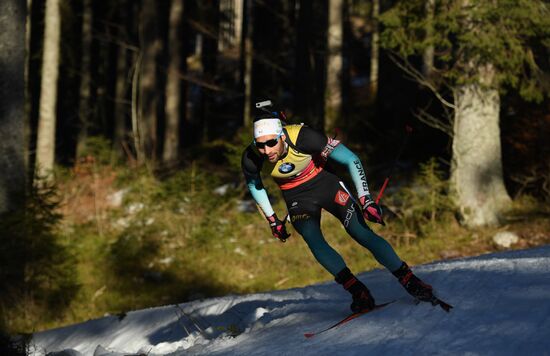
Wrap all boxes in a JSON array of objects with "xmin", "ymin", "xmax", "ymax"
[
  {"xmin": 388, "ymin": 52, "xmax": 457, "ymax": 110},
  {"xmin": 413, "ymin": 106, "xmax": 453, "ymax": 137}
]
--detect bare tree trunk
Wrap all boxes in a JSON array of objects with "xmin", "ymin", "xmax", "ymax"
[
  {"xmin": 131, "ymin": 51, "xmax": 142, "ymax": 164},
  {"xmin": 219, "ymin": 0, "xmax": 229, "ymax": 51},
  {"xmin": 138, "ymin": 0, "xmax": 162, "ymax": 164},
  {"xmin": 422, "ymin": 0, "xmax": 435, "ymax": 78},
  {"xmin": 243, "ymin": 0, "xmax": 253, "ymax": 127},
  {"xmin": 114, "ymin": 46, "xmax": 129, "ymax": 159},
  {"xmin": 369, "ymin": 0, "xmax": 380, "ymax": 102},
  {"xmin": 200, "ymin": 0, "xmax": 220, "ymax": 141},
  {"xmin": 163, "ymin": 0, "xmax": 185, "ymax": 164},
  {"xmin": 451, "ymin": 64, "xmax": 512, "ymax": 227},
  {"xmin": 25, "ymin": 0, "xmax": 32, "ymax": 173},
  {"xmin": 233, "ymin": 0, "xmax": 244, "ymax": 50},
  {"xmin": 0, "ymin": 0, "xmax": 27, "ymax": 212},
  {"xmin": 231, "ymin": 0, "xmax": 244, "ymax": 86},
  {"xmin": 294, "ymin": 0, "xmax": 316, "ymax": 124},
  {"xmin": 219, "ymin": 0, "xmax": 244, "ymax": 53},
  {"xmin": 113, "ymin": 0, "xmax": 132, "ymax": 158},
  {"xmin": 324, "ymin": 0, "xmax": 344, "ymax": 132},
  {"xmin": 76, "ymin": 0, "xmax": 92, "ymax": 158},
  {"xmin": 35, "ymin": 0, "xmax": 61, "ymax": 179}
]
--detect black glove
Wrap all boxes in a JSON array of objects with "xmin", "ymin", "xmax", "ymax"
[
  {"xmin": 267, "ymin": 214, "xmax": 291, "ymax": 242},
  {"xmin": 360, "ymin": 195, "xmax": 385, "ymax": 226}
]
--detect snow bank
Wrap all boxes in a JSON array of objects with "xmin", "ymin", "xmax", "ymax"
[{"xmin": 30, "ymin": 246, "xmax": 550, "ymax": 355}]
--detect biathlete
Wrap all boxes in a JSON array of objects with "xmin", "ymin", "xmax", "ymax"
[{"xmin": 241, "ymin": 112, "xmax": 435, "ymax": 312}]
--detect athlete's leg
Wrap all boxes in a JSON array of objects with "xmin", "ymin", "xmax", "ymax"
[
  {"xmin": 332, "ymin": 193, "xmax": 435, "ymax": 300},
  {"xmin": 292, "ymin": 211, "xmax": 378, "ymax": 311},
  {"xmin": 343, "ymin": 208, "xmax": 402, "ymax": 271},
  {"xmin": 284, "ymin": 181, "xmax": 349, "ymax": 276},
  {"xmin": 324, "ymin": 181, "xmax": 402, "ymax": 272},
  {"xmin": 317, "ymin": 177, "xmax": 435, "ymax": 303},
  {"xmin": 290, "ymin": 213, "xmax": 347, "ymax": 276}
]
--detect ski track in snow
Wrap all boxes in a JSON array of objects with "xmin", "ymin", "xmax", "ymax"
[{"xmin": 29, "ymin": 246, "xmax": 550, "ymax": 356}]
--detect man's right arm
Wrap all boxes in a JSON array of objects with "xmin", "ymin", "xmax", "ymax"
[
  {"xmin": 242, "ymin": 146, "xmax": 290, "ymax": 241},
  {"xmin": 241, "ymin": 146, "xmax": 275, "ymax": 218}
]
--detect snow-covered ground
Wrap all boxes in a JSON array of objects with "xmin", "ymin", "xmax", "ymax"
[{"xmin": 31, "ymin": 246, "xmax": 550, "ymax": 356}]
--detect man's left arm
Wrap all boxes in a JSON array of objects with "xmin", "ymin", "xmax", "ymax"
[
  {"xmin": 327, "ymin": 143, "xmax": 370, "ymax": 198},
  {"xmin": 328, "ymin": 143, "xmax": 385, "ymax": 225}
]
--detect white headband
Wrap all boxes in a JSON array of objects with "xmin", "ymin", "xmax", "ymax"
[{"xmin": 253, "ymin": 118, "xmax": 283, "ymax": 138}]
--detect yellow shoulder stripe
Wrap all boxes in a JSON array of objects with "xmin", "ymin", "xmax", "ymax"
[{"xmin": 283, "ymin": 124, "xmax": 304, "ymax": 146}]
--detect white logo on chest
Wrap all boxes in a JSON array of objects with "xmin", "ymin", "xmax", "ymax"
[{"xmin": 279, "ymin": 162, "xmax": 295, "ymax": 174}]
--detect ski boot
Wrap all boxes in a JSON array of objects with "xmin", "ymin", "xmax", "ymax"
[
  {"xmin": 336, "ymin": 267, "xmax": 375, "ymax": 313},
  {"xmin": 392, "ymin": 262, "xmax": 434, "ymax": 302}
]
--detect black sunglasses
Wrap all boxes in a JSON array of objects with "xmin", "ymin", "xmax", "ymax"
[{"xmin": 255, "ymin": 132, "xmax": 282, "ymax": 149}]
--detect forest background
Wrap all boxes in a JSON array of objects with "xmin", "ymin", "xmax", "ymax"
[{"xmin": 0, "ymin": 0, "xmax": 549, "ymax": 343}]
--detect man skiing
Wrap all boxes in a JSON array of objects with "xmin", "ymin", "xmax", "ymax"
[{"xmin": 241, "ymin": 107, "xmax": 437, "ymax": 313}]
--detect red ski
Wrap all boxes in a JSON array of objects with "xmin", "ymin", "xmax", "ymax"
[{"xmin": 304, "ymin": 301, "xmax": 395, "ymax": 339}]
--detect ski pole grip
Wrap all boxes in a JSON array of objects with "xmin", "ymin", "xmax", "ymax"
[
  {"xmin": 375, "ymin": 177, "xmax": 390, "ymax": 204},
  {"xmin": 280, "ymin": 213, "xmax": 290, "ymax": 243}
]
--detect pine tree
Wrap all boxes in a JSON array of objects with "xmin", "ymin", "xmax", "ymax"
[
  {"xmin": 163, "ymin": 0, "xmax": 186, "ymax": 164},
  {"xmin": 76, "ymin": 0, "xmax": 93, "ymax": 158},
  {"xmin": 381, "ymin": 0, "xmax": 550, "ymax": 227},
  {"xmin": 242, "ymin": 0, "xmax": 253, "ymax": 127},
  {"xmin": 369, "ymin": 0, "xmax": 380, "ymax": 102},
  {"xmin": 137, "ymin": 0, "xmax": 163, "ymax": 164},
  {"xmin": 35, "ymin": 0, "xmax": 62, "ymax": 180},
  {"xmin": 0, "ymin": 0, "xmax": 26, "ymax": 212},
  {"xmin": 325, "ymin": 0, "xmax": 344, "ymax": 132}
]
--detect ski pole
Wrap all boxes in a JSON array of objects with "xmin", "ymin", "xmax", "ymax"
[{"xmin": 375, "ymin": 125, "xmax": 413, "ymax": 204}]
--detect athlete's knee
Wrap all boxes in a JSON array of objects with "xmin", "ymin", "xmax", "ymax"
[{"xmin": 346, "ymin": 222, "xmax": 387, "ymax": 247}]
